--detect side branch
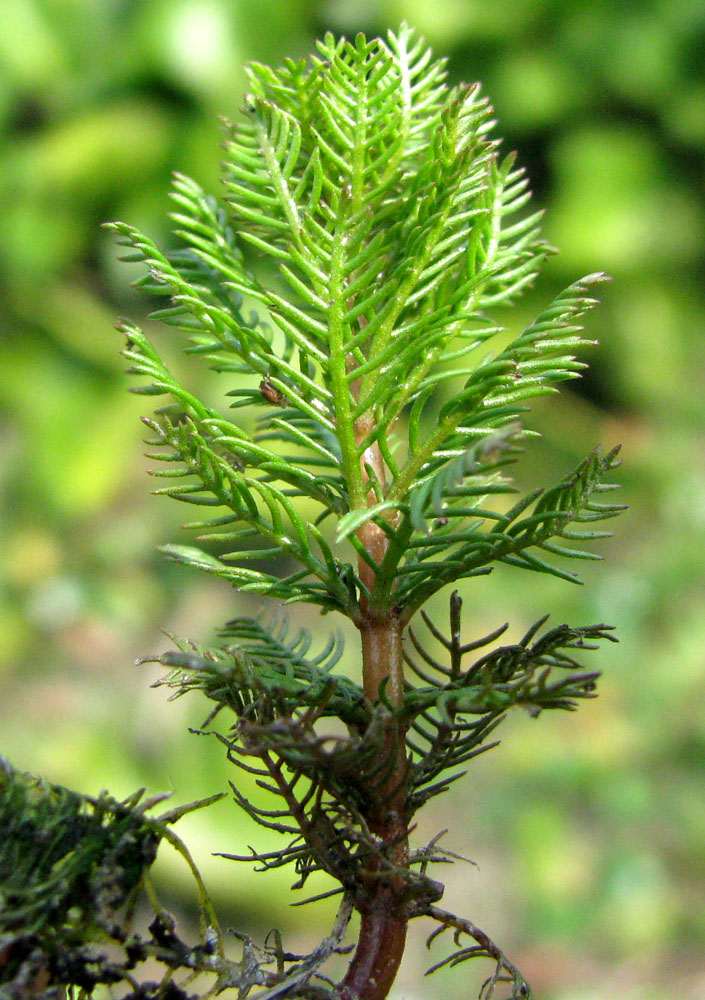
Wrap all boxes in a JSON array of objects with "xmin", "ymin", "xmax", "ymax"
[{"xmin": 414, "ymin": 904, "xmax": 532, "ymax": 999}]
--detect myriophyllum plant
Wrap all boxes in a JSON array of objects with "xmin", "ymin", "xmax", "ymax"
[{"xmin": 105, "ymin": 25, "xmax": 623, "ymax": 1000}]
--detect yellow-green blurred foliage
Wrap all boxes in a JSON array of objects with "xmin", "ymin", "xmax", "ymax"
[{"xmin": 1, "ymin": 2, "xmax": 704, "ymax": 998}]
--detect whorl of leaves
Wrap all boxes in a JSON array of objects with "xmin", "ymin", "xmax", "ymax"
[
  {"xmin": 145, "ymin": 593, "xmax": 616, "ymax": 882},
  {"xmin": 105, "ymin": 26, "xmax": 622, "ymax": 621}
]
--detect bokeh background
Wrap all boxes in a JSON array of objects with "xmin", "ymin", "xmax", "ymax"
[{"xmin": 1, "ymin": 2, "xmax": 704, "ymax": 998}]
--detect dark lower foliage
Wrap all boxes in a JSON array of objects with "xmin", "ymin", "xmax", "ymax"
[{"xmin": 142, "ymin": 594, "xmax": 617, "ymax": 998}]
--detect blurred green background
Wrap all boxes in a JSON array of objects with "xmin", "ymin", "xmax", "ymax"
[{"xmin": 1, "ymin": 1, "xmax": 704, "ymax": 998}]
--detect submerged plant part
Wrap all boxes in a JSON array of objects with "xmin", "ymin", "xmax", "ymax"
[
  {"xmin": 99, "ymin": 25, "xmax": 624, "ymax": 1000},
  {"xmin": 0, "ymin": 758, "xmax": 225, "ymax": 999}
]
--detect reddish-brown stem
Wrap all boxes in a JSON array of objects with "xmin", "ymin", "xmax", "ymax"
[
  {"xmin": 339, "ymin": 613, "xmax": 409, "ymax": 1000},
  {"xmin": 339, "ymin": 419, "xmax": 410, "ymax": 1000},
  {"xmin": 339, "ymin": 887, "xmax": 407, "ymax": 1000}
]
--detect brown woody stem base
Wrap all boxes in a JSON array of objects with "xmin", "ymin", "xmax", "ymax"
[
  {"xmin": 338, "ymin": 886, "xmax": 407, "ymax": 1000},
  {"xmin": 338, "ymin": 610, "xmax": 409, "ymax": 1000}
]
